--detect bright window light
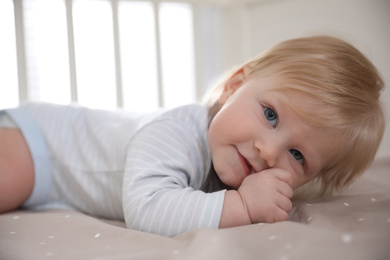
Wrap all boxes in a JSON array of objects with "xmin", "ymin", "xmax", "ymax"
[
  {"xmin": 23, "ymin": 0, "xmax": 71, "ymax": 104},
  {"xmin": 159, "ymin": 3, "xmax": 196, "ymax": 108},
  {"xmin": 118, "ymin": 1, "xmax": 159, "ymax": 112},
  {"xmin": 4, "ymin": 0, "xmax": 197, "ymax": 112},
  {"xmin": 73, "ymin": 0, "xmax": 117, "ymax": 110},
  {"xmin": 0, "ymin": 0, "xmax": 19, "ymax": 109}
]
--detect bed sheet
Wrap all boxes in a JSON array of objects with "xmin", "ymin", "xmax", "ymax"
[{"xmin": 1, "ymin": 158, "xmax": 389, "ymax": 260}]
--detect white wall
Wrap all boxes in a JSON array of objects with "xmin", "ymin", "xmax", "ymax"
[{"xmin": 218, "ymin": 0, "xmax": 390, "ymax": 159}]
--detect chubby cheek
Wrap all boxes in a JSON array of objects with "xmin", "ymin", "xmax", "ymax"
[
  {"xmin": 210, "ymin": 106, "xmax": 257, "ymax": 145},
  {"xmin": 208, "ymin": 111, "xmax": 236, "ymax": 147}
]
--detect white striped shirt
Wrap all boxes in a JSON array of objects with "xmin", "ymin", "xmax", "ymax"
[{"xmin": 7, "ymin": 102, "xmax": 225, "ymax": 237}]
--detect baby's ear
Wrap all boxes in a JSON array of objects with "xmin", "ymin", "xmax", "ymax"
[{"xmin": 219, "ymin": 65, "xmax": 250, "ymax": 105}]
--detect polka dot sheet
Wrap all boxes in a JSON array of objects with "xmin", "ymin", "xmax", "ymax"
[{"xmin": 1, "ymin": 159, "xmax": 389, "ymax": 260}]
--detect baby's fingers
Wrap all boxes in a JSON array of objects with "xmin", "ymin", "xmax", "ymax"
[
  {"xmin": 277, "ymin": 181, "xmax": 294, "ymax": 199},
  {"xmin": 265, "ymin": 197, "xmax": 291, "ymax": 223},
  {"xmin": 270, "ymin": 169, "xmax": 293, "ymax": 187},
  {"xmin": 263, "ymin": 207, "xmax": 290, "ymax": 223},
  {"xmin": 276, "ymin": 193, "xmax": 293, "ymax": 213}
]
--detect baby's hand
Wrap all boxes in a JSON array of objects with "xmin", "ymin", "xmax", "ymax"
[{"xmin": 238, "ymin": 168, "xmax": 293, "ymax": 224}]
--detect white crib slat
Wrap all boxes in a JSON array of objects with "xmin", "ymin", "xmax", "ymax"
[
  {"xmin": 13, "ymin": 0, "xmax": 28, "ymax": 102},
  {"xmin": 65, "ymin": 0, "xmax": 78, "ymax": 103},
  {"xmin": 153, "ymin": 1, "xmax": 164, "ymax": 108},
  {"xmin": 111, "ymin": 0, "xmax": 123, "ymax": 108}
]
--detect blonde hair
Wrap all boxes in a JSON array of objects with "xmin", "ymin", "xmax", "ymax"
[{"xmin": 204, "ymin": 36, "xmax": 385, "ymax": 198}]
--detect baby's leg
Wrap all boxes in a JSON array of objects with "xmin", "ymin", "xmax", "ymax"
[{"xmin": 0, "ymin": 129, "xmax": 34, "ymax": 213}]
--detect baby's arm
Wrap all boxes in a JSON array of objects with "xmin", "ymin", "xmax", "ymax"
[
  {"xmin": 219, "ymin": 169, "xmax": 293, "ymax": 228},
  {"xmin": 122, "ymin": 109, "xmax": 226, "ymax": 237}
]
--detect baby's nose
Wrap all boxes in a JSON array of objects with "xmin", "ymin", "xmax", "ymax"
[
  {"xmin": 262, "ymin": 151, "xmax": 278, "ymax": 168},
  {"xmin": 254, "ymin": 140, "xmax": 280, "ymax": 168}
]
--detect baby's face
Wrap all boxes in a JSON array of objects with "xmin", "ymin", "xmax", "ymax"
[{"xmin": 208, "ymin": 76, "xmax": 337, "ymax": 190}]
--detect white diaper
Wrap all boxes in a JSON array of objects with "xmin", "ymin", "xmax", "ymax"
[
  {"xmin": 1, "ymin": 108, "xmax": 52, "ymax": 209},
  {"xmin": 0, "ymin": 111, "xmax": 18, "ymax": 129}
]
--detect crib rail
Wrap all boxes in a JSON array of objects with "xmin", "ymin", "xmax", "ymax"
[{"xmin": 2, "ymin": 0, "xmax": 209, "ymax": 112}]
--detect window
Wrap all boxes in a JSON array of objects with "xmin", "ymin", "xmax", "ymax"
[
  {"xmin": 0, "ymin": 0, "xmax": 19, "ymax": 109},
  {"xmin": 73, "ymin": 0, "xmax": 117, "ymax": 110},
  {"xmin": 3, "ymin": 0, "xmax": 197, "ymax": 112},
  {"xmin": 118, "ymin": 1, "xmax": 159, "ymax": 112},
  {"xmin": 23, "ymin": 0, "xmax": 71, "ymax": 104},
  {"xmin": 159, "ymin": 2, "xmax": 195, "ymax": 109}
]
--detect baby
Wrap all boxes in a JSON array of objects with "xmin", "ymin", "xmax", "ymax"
[{"xmin": 0, "ymin": 36, "xmax": 384, "ymax": 237}]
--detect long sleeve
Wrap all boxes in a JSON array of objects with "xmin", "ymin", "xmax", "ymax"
[{"xmin": 122, "ymin": 105, "xmax": 225, "ymax": 237}]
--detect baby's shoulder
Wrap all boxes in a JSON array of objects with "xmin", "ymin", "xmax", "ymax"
[{"xmin": 155, "ymin": 103, "xmax": 209, "ymax": 130}]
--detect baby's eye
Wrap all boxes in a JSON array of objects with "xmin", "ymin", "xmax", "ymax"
[
  {"xmin": 289, "ymin": 149, "xmax": 304, "ymax": 164},
  {"xmin": 264, "ymin": 107, "xmax": 278, "ymax": 127}
]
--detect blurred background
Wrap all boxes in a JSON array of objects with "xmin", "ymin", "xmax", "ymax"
[{"xmin": 0, "ymin": 0, "xmax": 389, "ymax": 159}]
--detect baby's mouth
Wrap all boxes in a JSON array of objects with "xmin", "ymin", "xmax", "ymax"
[
  {"xmin": 246, "ymin": 159, "xmax": 255, "ymax": 175},
  {"xmin": 237, "ymin": 150, "xmax": 254, "ymax": 176}
]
